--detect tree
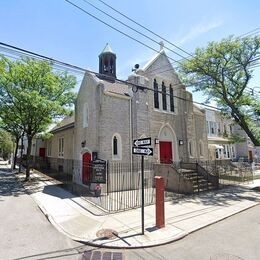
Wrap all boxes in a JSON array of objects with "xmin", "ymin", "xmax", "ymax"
[
  {"xmin": 0, "ymin": 129, "xmax": 13, "ymax": 160},
  {"xmin": 0, "ymin": 56, "xmax": 76, "ymax": 180},
  {"xmin": 179, "ymin": 36, "xmax": 260, "ymax": 146},
  {"xmin": 0, "ymin": 113, "xmax": 23, "ymax": 170}
]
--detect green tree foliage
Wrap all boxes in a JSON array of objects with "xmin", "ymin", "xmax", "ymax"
[
  {"xmin": 179, "ymin": 36, "xmax": 260, "ymax": 145},
  {"xmin": 0, "ymin": 129, "xmax": 13, "ymax": 160},
  {"xmin": 0, "ymin": 111, "xmax": 23, "ymax": 169},
  {"xmin": 0, "ymin": 56, "xmax": 76, "ymax": 179}
]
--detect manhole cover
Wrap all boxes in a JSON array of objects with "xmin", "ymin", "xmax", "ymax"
[{"xmin": 96, "ymin": 229, "xmax": 118, "ymax": 240}]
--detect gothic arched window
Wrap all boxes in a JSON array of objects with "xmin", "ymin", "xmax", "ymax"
[
  {"xmin": 112, "ymin": 134, "xmax": 122, "ymax": 160},
  {"xmin": 162, "ymin": 81, "xmax": 167, "ymax": 110},
  {"xmin": 154, "ymin": 79, "xmax": 159, "ymax": 109},
  {"xmin": 170, "ymin": 84, "xmax": 174, "ymax": 112}
]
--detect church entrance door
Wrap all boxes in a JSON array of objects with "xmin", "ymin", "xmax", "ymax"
[
  {"xmin": 159, "ymin": 141, "xmax": 173, "ymax": 164},
  {"xmin": 82, "ymin": 152, "xmax": 91, "ymax": 184}
]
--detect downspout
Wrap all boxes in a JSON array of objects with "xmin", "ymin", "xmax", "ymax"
[{"xmin": 129, "ymin": 97, "xmax": 133, "ymax": 172}]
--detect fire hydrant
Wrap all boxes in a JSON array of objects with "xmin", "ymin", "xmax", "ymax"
[{"xmin": 94, "ymin": 184, "xmax": 101, "ymax": 197}]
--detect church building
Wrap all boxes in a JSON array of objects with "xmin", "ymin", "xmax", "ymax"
[{"xmin": 46, "ymin": 43, "xmax": 209, "ymax": 186}]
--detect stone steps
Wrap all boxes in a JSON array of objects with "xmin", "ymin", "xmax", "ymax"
[{"xmin": 180, "ymin": 168, "xmax": 217, "ymax": 193}]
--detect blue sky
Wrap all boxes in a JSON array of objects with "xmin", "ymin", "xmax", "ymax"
[{"xmin": 1, "ymin": 0, "xmax": 259, "ymax": 103}]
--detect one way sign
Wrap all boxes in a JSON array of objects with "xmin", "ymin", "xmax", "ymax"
[
  {"xmin": 133, "ymin": 137, "xmax": 151, "ymax": 147},
  {"xmin": 132, "ymin": 147, "xmax": 153, "ymax": 156}
]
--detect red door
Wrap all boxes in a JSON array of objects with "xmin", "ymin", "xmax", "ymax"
[
  {"xmin": 39, "ymin": 148, "xmax": 46, "ymax": 158},
  {"xmin": 82, "ymin": 152, "xmax": 91, "ymax": 184},
  {"xmin": 159, "ymin": 141, "xmax": 173, "ymax": 164}
]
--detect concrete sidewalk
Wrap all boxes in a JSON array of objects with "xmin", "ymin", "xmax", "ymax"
[{"xmin": 14, "ymin": 168, "xmax": 260, "ymax": 248}]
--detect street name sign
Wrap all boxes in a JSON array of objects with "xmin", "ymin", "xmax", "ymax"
[
  {"xmin": 133, "ymin": 137, "xmax": 152, "ymax": 147},
  {"xmin": 132, "ymin": 147, "xmax": 153, "ymax": 156}
]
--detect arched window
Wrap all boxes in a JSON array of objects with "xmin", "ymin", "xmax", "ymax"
[
  {"xmin": 170, "ymin": 84, "xmax": 174, "ymax": 112},
  {"xmin": 113, "ymin": 136, "xmax": 118, "ymax": 155},
  {"xmin": 153, "ymin": 79, "xmax": 159, "ymax": 109},
  {"xmin": 83, "ymin": 103, "xmax": 89, "ymax": 128},
  {"xmin": 112, "ymin": 134, "xmax": 122, "ymax": 160},
  {"xmin": 188, "ymin": 140, "xmax": 195, "ymax": 157},
  {"xmin": 162, "ymin": 81, "xmax": 167, "ymax": 110}
]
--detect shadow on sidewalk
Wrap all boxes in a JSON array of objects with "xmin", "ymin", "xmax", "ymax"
[
  {"xmin": 0, "ymin": 167, "xmax": 27, "ymax": 197},
  {"xmin": 170, "ymin": 187, "xmax": 260, "ymax": 207}
]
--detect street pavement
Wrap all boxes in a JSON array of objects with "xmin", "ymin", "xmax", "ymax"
[
  {"xmin": 126, "ymin": 204, "xmax": 260, "ymax": 260},
  {"xmin": 12, "ymin": 165, "xmax": 260, "ymax": 249},
  {"xmin": 0, "ymin": 164, "xmax": 88, "ymax": 260}
]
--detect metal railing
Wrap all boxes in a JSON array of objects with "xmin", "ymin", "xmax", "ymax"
[{"xmin": 31, "ymin": 157, "xmax": 180, "ymax": 213}]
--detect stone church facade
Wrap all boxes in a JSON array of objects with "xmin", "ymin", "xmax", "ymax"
[{"xmin": 46, "ymin": 43, "xmax": 209, "ymax": 186}]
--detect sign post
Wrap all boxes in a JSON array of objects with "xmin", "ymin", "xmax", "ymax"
[
  {"xmin": 141, "ymin": 155, "xmax": 144, "ymax": 235},
  {"xmin": 132, "ymin": 137, "xmax": 153, "ymax": 235}
]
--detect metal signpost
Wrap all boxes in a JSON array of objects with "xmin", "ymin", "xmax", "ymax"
[{"xmin": 132, "ymin": 137, "xmax": 153, "ymax": 235}]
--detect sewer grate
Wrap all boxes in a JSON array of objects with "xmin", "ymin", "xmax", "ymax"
[
  {"xmin": 82, "ymin": 250, "xmax": 123, "ymax": 260},
  {"xmin": 96, "ymin": 228, "xmax": 118, "ymax": 240}
]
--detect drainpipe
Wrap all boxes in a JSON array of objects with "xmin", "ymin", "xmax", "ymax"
[{"xmin": 129, "ymin": 97, "xmax": 133, "ymax": 172}]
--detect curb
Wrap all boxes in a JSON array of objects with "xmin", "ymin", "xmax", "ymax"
[
  {"xmin": 35, "ymin": 200, "xmax": 189, "ymax": 249},
  {"xmin": 34, "ymin": 199, "xmax": 260, "ymax": 249}
]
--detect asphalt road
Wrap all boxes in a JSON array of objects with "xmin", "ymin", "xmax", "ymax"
[
  {"xmin": 126, "ymin": 204, "xmax": 260, "ymax": 260},
  {"xmin": 0, "ymin": 165, "xmax": 88, "ymax": 260},
  {"xmin": 1, "ymin": 164, "xmax": 260, "ymax": 260}
]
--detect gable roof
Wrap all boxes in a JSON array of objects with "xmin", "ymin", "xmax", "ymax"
[
  {"xmin": 51, "ymin": 114, "xmax": 75, "ymax": 133},
  {"xmin": 142, "ymin": 49, "xmax": 174, "ymax": 73}
]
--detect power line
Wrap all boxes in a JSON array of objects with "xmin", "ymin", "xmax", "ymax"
[
  {"xmin": 64, "ymin": 0, "xmax": 184, "ymax": 66},
  {"xmin": 0, "ymin": 41, "xmax": 223, "ymax": 111},
  {"xmin": 238, "ymin": 27, "xmax": 260, "ymax": 38},
  {"xmin": 80, "ymin": 0, "xmax": 189, "ymax": 60},
  {"xmin": 0, "ymin": 47, "xmax": 85, "ymax": 76},
  {"xmin": 96, "ymin": 0, "xmax": 193, "ymax": 58},
  {"xmin": 147, "ymin": 28, "xmax": 260, "ymax": 74}
]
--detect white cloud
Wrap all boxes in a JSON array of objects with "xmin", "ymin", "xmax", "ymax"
[{"xmin": 176, "ymin": 20, "xmax": 224, "ymax": 46}]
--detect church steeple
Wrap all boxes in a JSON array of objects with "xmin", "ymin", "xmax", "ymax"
[{"xmin": 99, "ymin": 43, "xmax": 116, "ymax": 79}]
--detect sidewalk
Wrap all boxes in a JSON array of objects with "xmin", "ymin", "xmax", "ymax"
[{"xmin": 15, "ymin": 168, "xmax": 260, "ymax": 249}]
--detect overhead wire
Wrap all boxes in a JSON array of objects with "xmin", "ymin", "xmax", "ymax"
[
  {"xmin": 96, "ymin": 0, "xmax": 194, "ymax": 58},
  {"xmin": 64, "ymin": 0, "xmax": 185, "ymax": 66},
  {"xmin": 80, "ymin": 0, "xmax": 189, "ymax": 60},
  {"xmin": 147, "ymin": 27, "xmax": 260, "ymax": 74},
  {"xmin": 0, "ymin": 41, "xmax": 223, "ymax": 111}
]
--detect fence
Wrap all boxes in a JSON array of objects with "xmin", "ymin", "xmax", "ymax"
[
  {"xmin": 197, "ymin": 160, "xmax": 254, "ymax": 186},
  {"xmin": 30, "ymin": 156, "xmax": 254, "ymax": 213},
  {"xmin": 30, "ymin": 156, "xmax": 179, "ymax": 213}
]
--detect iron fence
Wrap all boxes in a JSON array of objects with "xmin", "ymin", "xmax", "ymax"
[{"xmin": 30, "ymin": 156, "xmax": 180, "ymax": 213}]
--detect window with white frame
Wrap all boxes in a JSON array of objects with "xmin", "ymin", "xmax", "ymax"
[
  {"xmin": 58, "ymin": 138, "xmax": 64, "ymax": 157},
  {"xmin": 112, "ymin": 134, "xmax": 122, "ymax": 160},
  {"xmin": 83, "ymin": 102, "xmax": 89, "ymax": 128}
]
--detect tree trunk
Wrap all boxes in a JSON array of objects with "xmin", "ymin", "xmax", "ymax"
[
  {"xmin": 25, "ymin": 136, "xmax": 32, "ymax": 181},
  {"xmin": 13, "ymin": 136, "xmax": 19, "ymax": 170},
  {"xmin": 230, "ymin": 104, "xmax": 260, "ymax": 146}
]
